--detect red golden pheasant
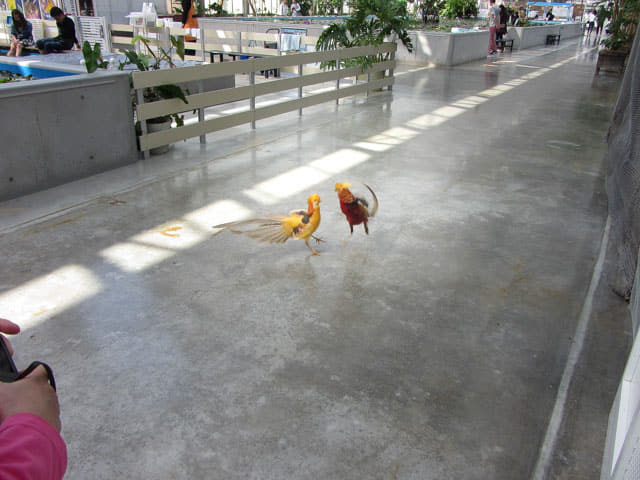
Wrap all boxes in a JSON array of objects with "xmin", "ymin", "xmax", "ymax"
[
  {"xmin": 334, "ymin": 183, "xmax": 378, "ymax": 235},
  {"xmin": 212, "ymin": 194, "xmax": 324, "ymax": 255}
]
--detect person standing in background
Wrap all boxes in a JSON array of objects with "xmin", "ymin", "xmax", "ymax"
[
  {"xmin": 181, "ymin": 0, "xmax": 191, "ymax": 26},
  {"xmin": 290, "ymin": 0, "xmax": 301, "ymax": 16},
  {"xmin": 487, "ymin": 0, "xmax": 499, "ymax": 55},
  {"xmin": 278, "ymin": 0, "xmax": 289, "ymax": 16},
  {"xmin": 496, "ymin": 4, "xmax": 508, "ymax": 41},
  {"xmin": 586, "ymin": 9, "xmax": 596, "ymax": 35}
]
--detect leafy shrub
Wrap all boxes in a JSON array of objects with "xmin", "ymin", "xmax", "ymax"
[{"xmin": 440, "ymin": 0, "xmax": 478, "ymax": 19}]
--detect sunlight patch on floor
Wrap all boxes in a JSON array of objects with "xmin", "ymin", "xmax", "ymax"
[
  {"xmin": 100, "ymin": 242, "xmax": 175, "ymax": 273},
  {"xmin": 0, "ymin": 265, "xmax": 102, "ymax": 330}
]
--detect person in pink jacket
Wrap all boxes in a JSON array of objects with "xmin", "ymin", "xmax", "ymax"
[{"xmin": 0, "ymin": 318, "xmax": 67, "ymax": 480}]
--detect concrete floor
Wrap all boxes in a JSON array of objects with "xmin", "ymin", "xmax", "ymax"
[{"xmin": 0, "ymin": 36, "xmax": 632, "ymax": 479}]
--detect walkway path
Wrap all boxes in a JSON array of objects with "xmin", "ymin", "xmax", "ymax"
[{"xmin": 0, "ymin": 36, "xmax": 630, "ymax": 479}]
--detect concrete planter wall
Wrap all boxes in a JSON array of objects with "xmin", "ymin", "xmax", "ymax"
[
  {"xmin": 398, "ymin": 23, "xmax": 583, "ymax": 66},
  {"xmin": 504, "ymin": 22, "xmax": 583, "ymax": 49},
  {"xmin": 397, "ymin": 30, "xmax": 489, "ymax": 66},
  {"xmin": 0, "ymin": 71, "xmax": 137, "ymax": 201}
]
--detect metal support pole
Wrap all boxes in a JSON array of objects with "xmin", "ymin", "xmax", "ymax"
[
  {"xmin": 298, "ymin": 64, "xmax": 303, "ymax": 116},
  {"xmin": 366, "ymin": 71, "xmax": 370, "ymax": 97},
  {"xmin": 200, "ymin": 27, "xmax": 206, "ymax": 63},
  {"xmin": 336, "ymin": 54, "xmax": 340, "ymax": 105},
  {"xmin": 250, "ymin": 70, "xmax": 256, "ymax": 129},
  {"xmin": 389, "ymin": 50, "xmax": 395, "ymax": 91}
]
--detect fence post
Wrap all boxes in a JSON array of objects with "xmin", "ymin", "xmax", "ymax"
[
  {"xmin": 200, "ymin": 27, "xmax": 206, "ymax": 63},
  {"xmin": 250, "ymin": 67, "xmax": 256, "ymax": 129},
  {"xmin": 198, "ymin": 80, "xmax": 206, "ymax": 144},
  {"xmin": 136, "ymin": 88, "xmax": 150, "ymax": 160},
  {"xmin": 366, "ymin": 70, "xmax": 370, "ymax": 97},
  {"xmin": 298, "ymin": 63, "xmax": 303, "ymax": 116}
]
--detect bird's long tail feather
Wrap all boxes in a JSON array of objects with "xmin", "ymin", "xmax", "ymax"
[{"xmin": 363, "ymin": 184, "xmax": 378, "ymax": 217}]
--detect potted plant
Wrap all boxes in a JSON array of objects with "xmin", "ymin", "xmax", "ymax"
[
  {"xmin": 117, "ymin": 36, "xmax": 191, "ymax": 154},
  {"xmin": 596, "ymin": 0, "xmax": 639, "ymax": 74},
  {"xmin": 316, "ymin": 0, "xmax": 413, "ymax": 74}
]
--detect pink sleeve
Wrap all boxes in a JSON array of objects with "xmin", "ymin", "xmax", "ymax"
[{"xmin": 0, "ymin": 413, "xmax": 67, "ymax": 480}]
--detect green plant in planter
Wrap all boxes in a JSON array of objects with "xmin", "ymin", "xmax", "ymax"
[
  {"xmin": 418, "ymin": 0, "xmax": 445, "ymax": 24},
  {"xmin": 118, "ymin": 35, "xmax": 190, "ymax": 127},
  {"xmin": 316, "ymin": 0, "xmax": 413, "ymax": 71},
  {"xmin": 207, "ymin": 2, "xmax": 229, "ymax": 16},
  {"xmin": 82, "ymin": 41, "xmax": 109, "ymax": 73},
  {"xmin": 440, "ymin": 0, "xmax": 477, "ymax": 19},
  {"xmin": 600, "ymin": 0, "xmax": 639, "ymax": 52},
  {"xmin": 299, "ymin": 0, "xmax": 313, "ymax": 16},
  {"xmin": 313, "ymin": 0, "xmax": 344, "ymax": 15}
]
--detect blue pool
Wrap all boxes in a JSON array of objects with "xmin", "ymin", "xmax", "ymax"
[{"xmin": 0, "ymin": 59, "xmax": 79, "ymax": 79}]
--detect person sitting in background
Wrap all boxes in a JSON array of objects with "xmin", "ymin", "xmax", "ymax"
[
  {"xmin": 0, "ymin": 318, "xmax": 67, "ymax": 480},
  {"xmin": 7, "ymin": 9, "xmax": 33, "ymax": 57},
  {"xmin": 35, "ymin": 6, "xmax": 79, "ymax": 54}
]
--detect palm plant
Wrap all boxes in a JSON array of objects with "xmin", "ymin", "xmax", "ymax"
[{"xmin": 316, "ymin": 0, "xmax": 413, "ymax": 70}]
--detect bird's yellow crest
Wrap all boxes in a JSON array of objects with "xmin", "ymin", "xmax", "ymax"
[
  {"xmin": 334, "ymin": 182, "xmax": 352, "ymax": 192},
  {"xmin": 308, "ymin": 193, "xmax": 321, "ymax": 207}
]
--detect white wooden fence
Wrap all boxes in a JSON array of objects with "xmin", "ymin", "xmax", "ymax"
[
  {"xmin": 107, "ymin": 23, "xmax": 318, "ymax": 62},
  {"xmin": 132, "ymin": 42, "xmax": 397, "ymax": 155}
]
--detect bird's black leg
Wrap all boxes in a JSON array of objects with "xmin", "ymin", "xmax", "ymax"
[
  {"xmin": 364, "ymin": 221, "xmax": 369, "ymax": 235},
  {"xmin": 349, "ymin": 223, "xmax": 354, "ymax": 235}
]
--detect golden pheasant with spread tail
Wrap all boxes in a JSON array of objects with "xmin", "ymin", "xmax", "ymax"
[
  {"xmin": 212, "ymin": 194, "xmax": 323, "ymax": 255},
  {"xmin": 334, "ymin": 183, "xmax": 378, "ymax": 235}
]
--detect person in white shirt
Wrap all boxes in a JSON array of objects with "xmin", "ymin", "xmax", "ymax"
[
  {"xmin": 290, "ymin": 0, "xmax": 301, "ymax": 16},
  {"xmin": 586, "ymin": 10, "xmax": 596, "ymax": 35},
  {"xmin": 278, "ymin": 0, "xmax": 289, "ymax": 16}
]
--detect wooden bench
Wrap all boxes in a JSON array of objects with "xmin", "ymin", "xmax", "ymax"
[
  {"xmin": 546, "ymin": 34, "xmax": 561, "ymax": 45},
  {"xmin": 496, "ymin": 39, "xmax": 514, "ymax": 52}
]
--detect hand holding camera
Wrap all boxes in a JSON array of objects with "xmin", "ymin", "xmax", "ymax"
[{"xmin": 0, "ymin": 318, "xmax": 61, "ymax": 432}]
